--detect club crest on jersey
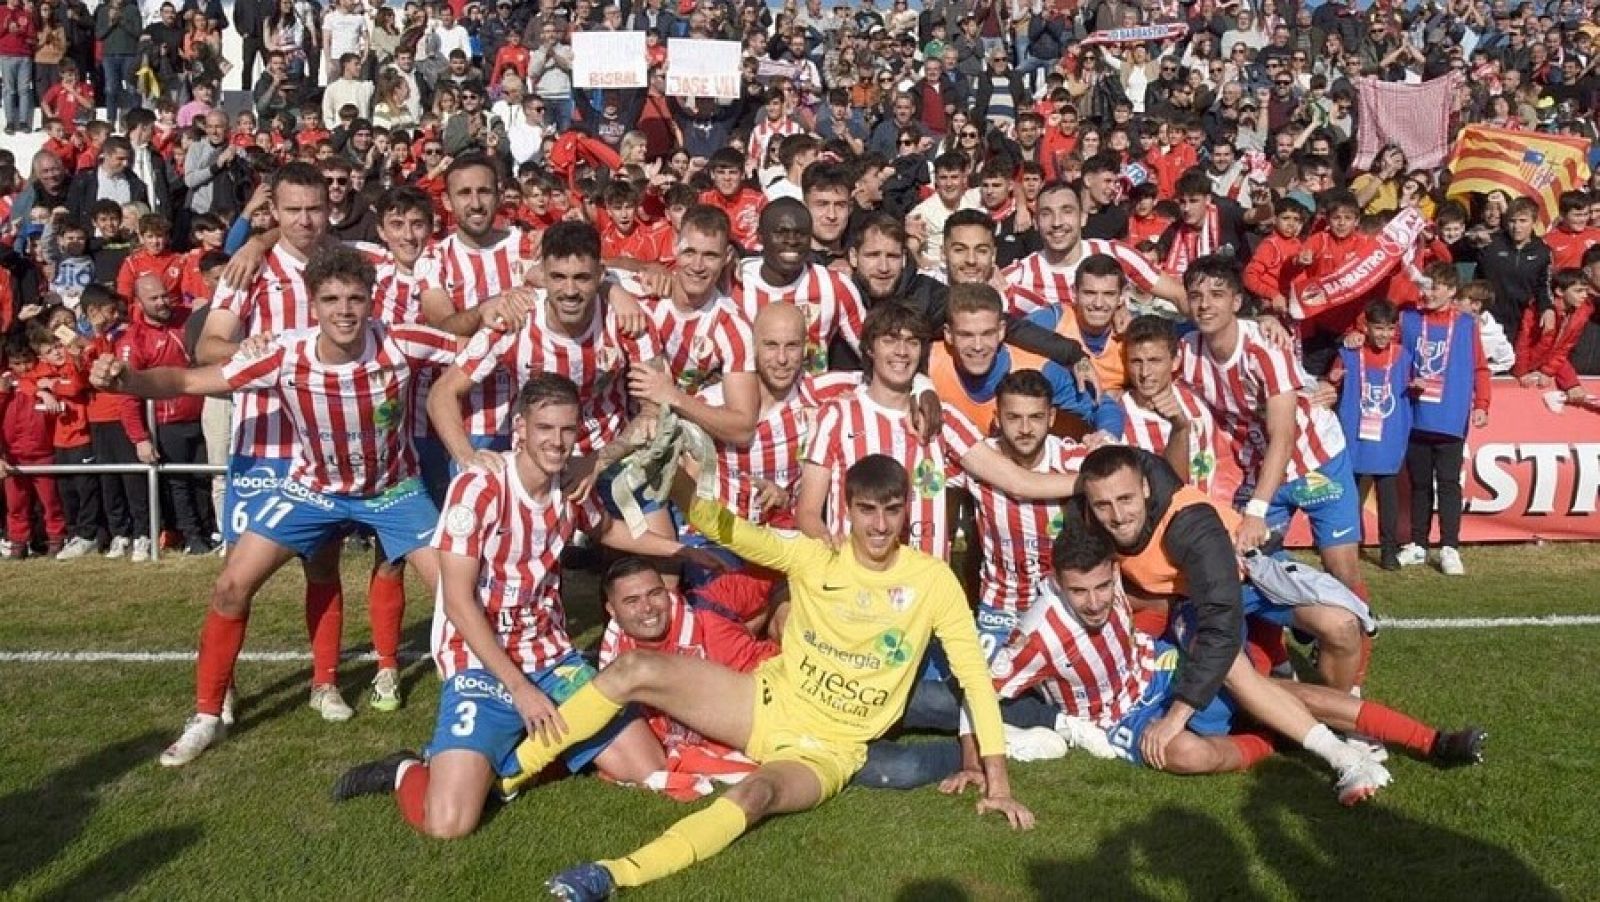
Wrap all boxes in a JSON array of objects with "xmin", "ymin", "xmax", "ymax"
[
  {"xmin": 887, "ymin": 585, "xmax": 914, "ymax": 612},
  {"xmin": 594, "ymin": 346, "xmax": 622, "ymax": 372}
]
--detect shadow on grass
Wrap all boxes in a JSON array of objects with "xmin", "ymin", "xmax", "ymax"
[
  {"xmin": 0, "ymin": 731, "xmax": 172, "ymax": 893},
  {"xmin": 1027, "ymin": 760, "xmax": 1558, "ymax": 900},
  {"xmin": 894, "ymin": 879, "xmax": 971, "ymax": 901},
  {"xmin": 34, "ymin": 825, "xmax": 202, "ymax": 902}
]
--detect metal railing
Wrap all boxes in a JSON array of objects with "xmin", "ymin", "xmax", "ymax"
[{"xmin": 8, "ymin": 402, "xmax": 226, "ymax": 562}]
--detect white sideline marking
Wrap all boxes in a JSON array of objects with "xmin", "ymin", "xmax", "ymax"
[{"xmin": 2, "ymin": 615, "xmax": 1599, "ymax": 663}]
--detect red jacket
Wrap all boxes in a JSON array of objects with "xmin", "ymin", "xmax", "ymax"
[
  {"xmin": 0, "ymin": 371, "xmax": 55, "ymax": 464},
  {"xmin": 85, "ymin": 330, "xmax": 127, "ymax": 424},
  {"xmin": 1242, "ymin": 231, "xmax": 1303, "ymax": 311},
  {"xmin": 0, "ymin": 7, "xmax": 37, "ymax": 57},
  {"xmin": 1512, "ymin": 301, "xmax": 1593, "ymax": 388},
  {"xmin": 115, "ymin": 311, "xmax": 203, "ymax": 442},
  {"xmin": 116, "ymin": 249, "xmax": 186, "ymax": 305},
  {"xmin": 32, "ymin": 357, "xmax": 90, "ymax": 449}
]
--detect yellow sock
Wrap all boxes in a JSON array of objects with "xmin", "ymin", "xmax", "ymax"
[
  {"xmin": 508, "ymin": 681, "xmax": 622, "ymax": 786},
  {"xmin": 601, "ymin": 797, "xmax": 749, "ymax": 888}
]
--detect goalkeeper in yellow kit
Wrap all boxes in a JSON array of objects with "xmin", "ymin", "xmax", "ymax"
[{"xmin": 513, "ymin": 452, "xmax": 1034, "ymax": 900}]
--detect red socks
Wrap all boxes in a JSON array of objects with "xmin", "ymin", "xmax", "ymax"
[
  {"xmin": 1228, "ymin": 732, "xmax": 1276, "ymax": 771},
  {"xmin": 1247, "ymin": 618, "xmax": 1290, "ymax": 671},
  {"xmin": 196, "ymin": 609, "xmax": 249, "ymax": 715},
  {"xmin": 1355, "ymin": 701, "xmax": 1436, "ymax": 756},
  {"xmin": 368, "ymin": 571, "xmax": 406, "ymax": 670},
  {"xmin": 396, "ymin": 760, "xmax": 430, "ymax": 831},
  {"xmin": 305, "ymin": 581, "xmax": 344, "ymax": 686}
]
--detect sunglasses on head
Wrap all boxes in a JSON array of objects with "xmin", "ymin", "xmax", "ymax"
[{"xmin": 325, "ymin": 175, "xmax": 349, "ymax": 184}]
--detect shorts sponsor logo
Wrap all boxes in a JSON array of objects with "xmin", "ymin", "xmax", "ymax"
[
  {"xmin": 280, "ymin": 478, "xmax": 336, "ymax": 511},
  {"xmin": 449, "ymin": 672, "xmax": 515, "ymax": 705},
  {"xmin": 231, "ymin": 464, "xmax": 281, "ymax": 499}
]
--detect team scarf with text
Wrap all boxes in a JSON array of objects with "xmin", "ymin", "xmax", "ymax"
[{"xmin": 1290, "ymin": 207, "xmax": 1429, "ymax": 320}]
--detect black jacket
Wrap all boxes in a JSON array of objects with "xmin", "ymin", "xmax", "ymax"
[
  {"xmin": 65, "ymin": 170, "xmax": 151, "ymax": 217},
  {"xmin": 1476, "ymin": 233, "xmax": 1552, "ymax": 340},
  {"xmin": 1077, "ymin": 451, "xmax": 1243, "ymax": 711}
]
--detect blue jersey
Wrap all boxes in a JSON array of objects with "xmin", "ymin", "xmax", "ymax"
[
  {"xmin": 1336, "ymin": 345, "xmax": 1413, "ymax": 476},
  {"xmin": 1400, "ymin": 308, "xmax": 1480, "ymax": 439}
]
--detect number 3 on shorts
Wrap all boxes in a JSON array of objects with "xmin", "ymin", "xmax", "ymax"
[{"xmin": 450, "ymin": 700, "xmax": 477, "ymax": 737}]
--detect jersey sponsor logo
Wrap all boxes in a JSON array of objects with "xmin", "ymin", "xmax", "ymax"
[
  {"xmin": 796, "ymin": 652, "xmax": 891, "ymax": 718},
  {"xmin": 801, "ymin": 629, "xmax": 885, "ymax": 671},
  {"xmin": 913, "ymin": 457, "xmax": 946, "ymax": 499},
  {"xmin": 231, "ymin": 465, "xmax": 281, "ymax": 499}
]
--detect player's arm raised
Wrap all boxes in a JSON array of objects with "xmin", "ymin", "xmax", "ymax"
[
  {"xmin": 195, "ymin": 303, "xmax": 245, "ymax": 366},
  {"xmin": 629, "ymin": 364, "xmax": 759, "ymax": 446},
  {"xmin": 959, "ymin": 443, "xmax": 1077, "ymax": 500},
  {"xmin": 421, "ymin": 285, "xmax": 537, "ymax": 337},
  {"xmin": 90, "ymin": 353, "xmax": 235, "ymax": 398}
]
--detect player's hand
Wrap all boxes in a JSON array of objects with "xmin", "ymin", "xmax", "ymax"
[
  {"xmin": 1342, "ymin": 331, "xmax": 1364, "ymax": 350},
  {"xmin": 0, "ymin": 458, "xmax": 13, "ymax": 478},
  {"xmin": 1296, "ymin": 248, "xmax": 1314, "ymax": 266},
  {"xmin": 1306, "ymin": 381, "xmax": 1338, "ymax": 409},
  {"xmin": 511, "ymin": 682, "xmax": 567, "ymax": 747},
  {"xmin": 1471, "ymin": 408, "xmax": 1488, "ymax": 428},
  {"xmin": 637, "ymin": 264, "xmax": 673, "ymax": 298},
  {"xmin": 35, "ymin": 392, "xmax": 63, "ymax": 415},
  {"xmin": 1139, "ymin": 709, "xmax": 1187, "ymax": 771},
  {"xmin": 17, "ymin": 303, "xmax": 43, "ymax": 322},
  {"xmin": 458, "ymin": 448, "xmax": 506, "ymax": 473},
  {"xmin": 628, "ymin": 363, "xmax": 681, "ymax": 410},
  {"xmin": 910, "ymin": 387, "xmax": 942, "ymax": 444},
  {"xmin": 88, "ymin": 354, "xmax": 127, "ymax": 390},
  {"xmin": 1147, "ymin": 386, "xmax": 1187, "ymax": 425},
  {"xmin": 135, "ymin": 440, "xmax": 159, "ymax": 464},
  {"xmin": 674, "ymin": 544, "xmax": 730, "ymax": 574},
  {"xmin": 607, "ymin": 283, "xmax": 649, "ymax": 337},
  {"xmin": 1072, "ymin": 358, "xmax": 1102, "ymax": 397},
  {"xmin": 977, "ymin": 794, "xmax": 1036, "ymax": 830},
  {"xmin": 938, "ymin": 768, "xmax": 986, "ymax": 796},
  {"xmin": 1234, "ymin": 513, "xmax": 1270, "ymax": 553},
  {"xmin": 563, "ymin": 453, "xmax": 599, "ymax": 503},
  {"xmin": 1257, "ymin": 315, "xmax": 1293, "ymax": 350},
  {"xmin": 237, "ymin": 331, "xmax": 276, "ymax": 359},
  {"xmin": 483, "ymin": 288, "xmax": 536, "ymax": 332},
  {"xmin": 220, "ymin": 239, "xmax": 267, "ymax": 292},
  {"xmin": 751, "ymin": 477, "xmax": 788, "ymax": 514}
]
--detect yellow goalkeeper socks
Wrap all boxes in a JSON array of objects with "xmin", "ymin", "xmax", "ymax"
[
  {"xmin": 508, "ymin": 682, "xmax": 623, "ymax": 787},
  {"xmin": 601, "ymin": 797, "xmax": 749, "ymax": 888}
]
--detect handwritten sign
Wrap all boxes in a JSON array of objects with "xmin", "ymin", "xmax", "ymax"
[
  {"xmin": 573, "ymin": 31, "xmax": 648, "ymax": 90},
  {"xmin": 666, "ymin": 39, "xmax": 742, "ymax": 99}
]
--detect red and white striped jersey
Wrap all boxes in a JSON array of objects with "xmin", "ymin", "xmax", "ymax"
[
  {"xmin": 639, "ymin": 293, "xmax": 755, "ymax": 396},
  {"xmin": 1179, "ymin": 320, "xmax": 1345, "ymax": 483},
  {"xmin": 990, "ymin": 577, "xmax": 1155, "ymax": 727},
  {"xmin": 952, "ymin": 436, "xmax": 1087, "ymax": 614},
  {"xmin": 454, "ymin": 295, "xmax": 657, "ymax": 456},
  {"xmin": 747, "ymin": 116, "xmax": 803, "ymax": 171},
  {"xmin": 371, "ymin": 245, "xmax": 440, "ymax": 327},
  {"xmin": 220, "ymin": 322, "xmax": 458, "ymax": 495},
  {"xmin": 1004, "ymin": 240, "xmax": 1165, "ymax": 312},
  {"xmin": 1119, "ymin": 381, "xmax": 1227, "ymax": 499},
  {"xmin": 733, "ymin": 259, "xmax": 866, "ymax": 374},
  {"xmin": 804, "ymin": 386, "xmax": 983, "ymax": 557},
  {"xmin": 702, "ymin": 370, "xmax": 857, "ymax": 523},
  {"xmin": 430, "ymin": 453, "xmax": 605, "ymax": 677},
  {"xmin": 213, "ymin": 246, "xmax": 316, "ymax": 459},
  {"xmin": 428, "ymin": 230, "xmax": 532, "ymax": 436}
]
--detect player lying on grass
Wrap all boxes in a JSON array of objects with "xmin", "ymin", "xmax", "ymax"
[
  {"xmin": 968, "ymin": 506, "xmax": 1487, "ymax": 777},
  {"xmin": 507, "ymin": 452, "xmax": 1033, "ymax": 900},
  {"xmin": 1072, "ymin": 445, "xmax": 1402, "ymax": 804},
  {"xmin": 91, "ymin": 246, "xmax": 461, "ymax": 768},
  {"xmin": 330, "ymin": 374, "xmax": 722, "ymax": 839}
]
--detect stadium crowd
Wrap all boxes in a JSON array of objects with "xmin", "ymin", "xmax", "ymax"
[{"xmin": 0, "ymin": 0, "xmax": 1589, "ymax": 894}]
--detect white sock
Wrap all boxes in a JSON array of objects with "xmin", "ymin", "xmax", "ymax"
[
  {"xmin": 195, "ymin": 713, "xmax": 220, "ymax": 725},
  {"xmin": 1301, "ymin": 723, "xmax": 1360, "ymax": 769}
]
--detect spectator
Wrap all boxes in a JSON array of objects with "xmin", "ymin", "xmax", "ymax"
[
  {"xmin": 323, "ymin": 52, "xmax": 374, "ymax": 125},
  {"xmin": 66, "ymin": 136, "xmax": 148, "ymax": 212},
  {"xmin": 0, "ymin": 0, "xmax": 38, "ymax": 133},
  {"xmin": 0, "ymin": 328, "xmax": 69, "ymax": 558},
  {"xmin": 182, "ymin": 109, "xmax": 240, "ymax": 217}
]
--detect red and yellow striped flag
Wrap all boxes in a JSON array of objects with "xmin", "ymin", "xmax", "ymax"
[{"xmin": 1446, "ymin": 125, "xmax": 1591, "ymax": 226}]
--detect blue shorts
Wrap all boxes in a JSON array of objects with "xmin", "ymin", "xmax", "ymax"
[
  {"xmin": 424, "ymin": 654, "xmax": 629, "ymax": 777},
  {"xmin": 223, "ymin": 454, "xmax": 290, "ymax": 544},
  {"xmin": 1107, "ymin": 642, "xmax": 1237, "ymax": 767},
  {"xmin": 245, "ymin": 476, "xmax": 438, "ymax": 563},
  {"xmin": 417, "ymin": 434, "xmax": 511, "ymax": 505},
  {"xmin": 1264, "ymin": 450, "xmax": 1361, "ymax": 549},
  {"xmin": 975, "ymin": 605, "xmax": 1020, "ymax": 665}
]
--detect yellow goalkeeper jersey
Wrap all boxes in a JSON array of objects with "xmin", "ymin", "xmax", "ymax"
[{"xmin": 688, "ymin": 498, "xmax": 1006, "ymax": 757}]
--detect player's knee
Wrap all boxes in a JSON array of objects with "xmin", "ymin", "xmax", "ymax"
[
  {"xmin": 603, "ymin": 649, "xmax": 667, "ymax": 697},
  {"xmin": 1312, "ymin": 610, "xmax": 1361, "ymax": 652},
  {"xmin": 421, "ymin": 801, "xmax": 480, "ymax": 840},
  {"xmin": 724, "ymin": 774, "xmax": 778, "ymax": 818},
  {"xmin": 208, "ymin": 573, "xmax": 250, "ymax": 616}
]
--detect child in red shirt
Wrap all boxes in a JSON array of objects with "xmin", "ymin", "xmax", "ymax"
[
  {"xmin": 0, "ymin": 328, "xmax": 70, "ymax": 558},
  {"xmin": 39, "ymin": 63, "xmax": 95, "ymax": 126},
  {"xmin": 600, "ymin": 180, "xmax": 675, "ymax": 271},
  {"xmin": 697, "ymin": 148, "xmax": 766, "ymax": 252},
  {"xmin": 490, "ymin": 30, "xmax": 530, "ymax": 84},
  {"xmin": 1514, "ymin": 268, "xmax": 1595, "ymax": 411},
  {"xmin": 116, "ymin": 213, "xmax": 185, "ymax": 305},
  {"xmin": 1243, "ymin": 197, "xmax": 1308, "ymax": 315}
]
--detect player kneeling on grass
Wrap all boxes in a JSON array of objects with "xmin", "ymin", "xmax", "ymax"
[
  {"xmin": 90, "ymin": 247, "xmax": 460, "ymax": 767},
  {"xmin": 977, "ymin": 504, "xmax": 1485, "ymax": 780},
  {"xmin": 513, "ymin": 452, "xmax": 1032, "ymax": 900},
  {"xmin": 331, "ymin": 374, "xmax": 717, "ymax": 839}
]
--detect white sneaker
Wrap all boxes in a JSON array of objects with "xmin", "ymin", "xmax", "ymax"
[
  {"xmin": 130, "ymin": 537, "xmax": 152, "ymax": 563},
  {"xmin": 220, "ymin": 685, "xmax": 237, "ymax": 726},
  {"xmin": 1438, "ymin": 546, "xmax": 1465, "ymax": 576},
  {"xmin": 1395, "ymin": 543, "xmax": 1427, "ymax": 568},
  {"xmin": 1543, "ymin": 390, "xmax": 1567, "ymax": 413},
  {"xmin": 310, "ymin": 684, "xmax": 354, "ymax": 722},
  {"xmin": 159, "ymin": 714, "xmax": 225, "ymax": 767},
  {"xmin": 1054, "ymin": 714, "xmax": 1121, "ymax": 759},
  {"xmin": 104, "ymin": 536, "xmax": 131, "ymax": 559},
  {"xmin": 1004, "ymin": 724, "xmax": 1069, "ymax": 762},
  {"xmin": 55, "ymin": 536, "xmax": 96, "ymax": 561},
  {"xmin": 369, "ymin": 667, "xmax": 401, "ymax": 712},
  {"xmin": 1334, "ymin": 756, "xmax": 1392, "ymax": 806}
]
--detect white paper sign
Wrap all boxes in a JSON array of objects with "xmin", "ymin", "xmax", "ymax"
[
  {"xmin": 665, "ymin": 38, "xmax": 742, "ymax": 100},
  {"xmin": 572, "ymin": 31, "xmax": 648, "ymax": 90}
]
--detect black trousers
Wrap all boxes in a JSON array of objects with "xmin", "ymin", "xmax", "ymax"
[
  {"xmin": 1406, "ymin": 432, "xmax": 1466, "ymax": 548},
  {"xmin": 1367, "ymin": 473, "xmax": 1400, "ymax": 552},
  {"xmin": 91, "ymin": 421, "xmax": 149, "ymax": 540},
  {"xmin": 156, "ymin": 421, "xmax": 210, "ymax": 542},
  {"xmin": 239, "ymin": 34, "xmax": 265, "ymax": 92},
  {"xmin": 55, "ymin": 444, "xmax": 103, "ymax": 544}
]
